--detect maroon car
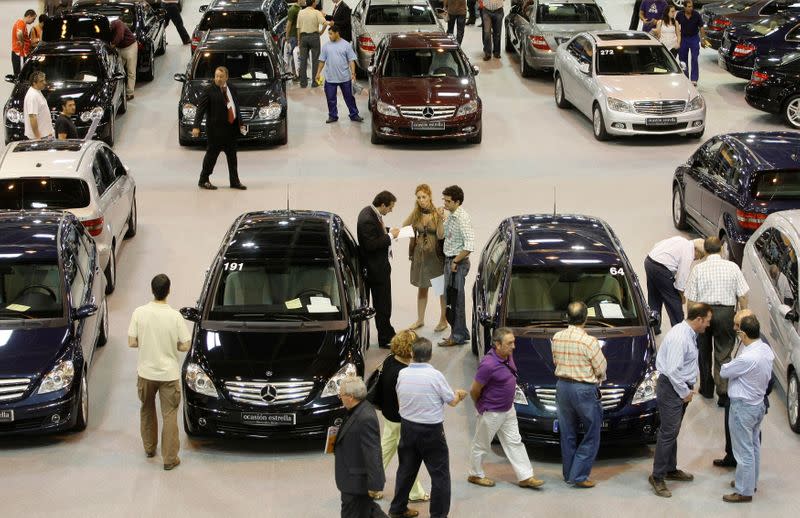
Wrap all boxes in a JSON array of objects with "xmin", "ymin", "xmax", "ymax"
[{"xmin": 367, "ymin": 33, "xmax": 482, "ymax": 144}]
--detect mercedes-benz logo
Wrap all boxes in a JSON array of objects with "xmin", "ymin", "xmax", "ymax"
[
  {"xmin": 422, "ymin": 106, "xmax": 434, "ymax": 119},
  {"xmin": 261, "ymin": 384, "xmax": 278, "ymax": 403}
]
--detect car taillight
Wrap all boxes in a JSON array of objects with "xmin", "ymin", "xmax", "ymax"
[
  {"xmin": 733, "ymin": 43, "xmax": 756, "ymax": 58},
  {"xmin": 736, "ymin": 209, "xmax": 767, "ymax": 230},
  {"xmin": 81, "ymin": 217, "xmax": 104, "ymax": 237},
  {"xmin": 358, "ymin": 36, "xmax": 376, "ymax": 52},
  {"xmin": 530, "ymin": 35, "xmax": 551, "ymax": 51},
  {"xmin": 272, "ymin": 33, "xmax": 279, "ymax": 43},
  {"xmin": 709, "ymin": 18, "xmax": 731, "ymax": 31},
  {"xmin": 138, "ymin": 41, "xmax": 144, "ymax": 50},
  {"xmin": 750, "ymin": 70, "xmax": 769, "ymax": 85},
  {"xmin": 191, "ymin": 36, "xmax": 199, "ymax": 52}
]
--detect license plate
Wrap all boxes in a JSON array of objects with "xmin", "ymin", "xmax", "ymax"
[
  {"xmin": 646, "ymin": 117, "xmax": 677, "ymax": 126},
  {"xmin": 411, "ymin": 121, "xmax": 445, "ymax": 131},
  {"xmin": 0, "ymin": 409, "xmax": 13, "ymax": 422},
  {"xmin": 553, "ymin": 419, "xmax": 608, "ymax": 432},
  {"xmin": 241, "ymin": 412, "xmax": 295, "ymax": 426}
]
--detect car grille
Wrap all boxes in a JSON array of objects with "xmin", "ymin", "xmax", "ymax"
[
  {"xmin": 240, "ymin": 107, "xmax": 257, "ymax": 122},
  {"xmin": 224, "ymin": 380, "xmax": 316, "ymax": 407},
  {"xmin": 535, "ymin": 386, "xmax": 627, "ymax": 412},
  {"xmin": 0, "ymin": 378, "xmax": 31, "ymax": 402},
  {"xmin": 399, "ymin": 105, "xmax": 457, "ymax": 120},
  {"xmin": 633, "ymin": 100, "xmax": 686, "ymax": 115}
]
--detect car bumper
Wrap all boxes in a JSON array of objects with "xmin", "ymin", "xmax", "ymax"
[
  {"xmin": 5, "ymin": 121, "xmax": 112, "ymax": 145},
  {"xmin": 602, "ymin": 107, "xmax": 706, "ymax": 136},
  {"xmin": 744, "ymin": 88, "xmax": 781, "ymax": 114},
  {"xmin": 524, "ymin": 45, "xmax": 555, "ymax": 70},
  {"xmin": 372, "ymin": 112, "xmax": 482, "ymax": 141},
  {"xmin": 0, "ymin": 391, "xmax": 78, "ymax": 436},
  {"xmin": 178, "ymin": 119, "xmax": 286, "ymax": 145},
  {"xmin": 706, "ymin": 32, "xmax": 723, "ymax": 50},
  {"xmin": 718, "ymin": 55, "xmax": 753, "ymax": 80}
]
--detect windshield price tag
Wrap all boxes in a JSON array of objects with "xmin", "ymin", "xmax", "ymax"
[
  {"xmin": 223, "ymin": 262, "xmax": 243, "ymax": 271},
  {"xmin": 255, "ymin": 51, "xmax": 269, "ymax": 57},
  {"xmin": 609, "ymin": 267, "xmax": 625, "ymax": 276},
  {"xmin": 599, "ymin": 49, "xmax": 614, "ymax": 55}
]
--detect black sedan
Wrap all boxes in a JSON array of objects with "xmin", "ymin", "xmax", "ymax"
[
  {"xmin": 0, "ymin": 211, "xmax": 107, "ymax": 435},
  {"xmin": 174, "ymin": 28, "xmax": 290, "ymax": 146},
  {"xmin": 192, "ymin": 0, "xmax": 273, "ymax": 53},
  {"xmin": 179, "ymin": 210, "xmax": 374, "ymax": 440},
  {"xmin": 672, "ymin": 132, "xmax": 800, "ymax": 264},
  {"xmin": 472, "ymin": 214, "xmax": 659, "ymax": 446},
  {"xmin": 704, "ymin": 0, "xmax": 798, "ymax": 49},
  {"xmin": 718, "ymin": 12, "xmax": 800, "ymax": 79},
  {"xmin": 746, "ymin": 52, "xmax": 800, "ymax": 127},
  {"xmin": 4, "ymin": 15, "xmax": 127, "ymax": 146},
  {"xmin": 72, "ymin": 0, "xmax": 168, "ymax": 82}
]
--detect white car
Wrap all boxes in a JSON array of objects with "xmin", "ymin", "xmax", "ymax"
[
  {"xmin": 0, "ymin": 139, "xmax": 137, "ymax": 294},
  {"xmin": 553, "ymin": 31, "xmax": 706, "ymax": 140},
  {"xmin": 742, "ymin": 210, "xmax": 800, "ymax": 433}
]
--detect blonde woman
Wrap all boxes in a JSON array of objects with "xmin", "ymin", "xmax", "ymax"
[
  {"xmin": 404, "ymin": 184, "xmax": 448, "ymax": 332},
  {"xmin": 374, "ymin": 330, "xmax": 430, "ymax": 502}
]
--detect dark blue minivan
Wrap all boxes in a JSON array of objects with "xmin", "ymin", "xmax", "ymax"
[
  {"xmin": 472, "ymin": 214, "xmax": 659, "ymax": 446},
  {"xmin": 0, "ymin": 211, "xmax": 107, "ymax": 435}
]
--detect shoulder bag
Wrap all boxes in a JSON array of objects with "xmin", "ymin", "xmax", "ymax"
[{"xmin": 365, "ymin": 354, "xmax": 392, "ymax": 408}]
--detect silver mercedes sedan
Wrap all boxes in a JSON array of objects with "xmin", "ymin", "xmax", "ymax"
[
  {"xmin": 504, "ymin": 0, "xmax": 610, "ymax": 77},
  {"xmin": 553, "ymin": 31, "xmax": 706, "ymax": 141}
]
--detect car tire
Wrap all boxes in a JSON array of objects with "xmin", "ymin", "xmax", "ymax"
[
  {"xmin": 73, "ymin": 371, "xmax": 89, "ymax": 432},
  {"xmin": 371, "ymin": 120, "xmax": 382, "ymax": 145},
  {"xmin": 554, "ymin": 74, "xmax": 570, "ymax": 109},
  {"xmin": 505, "ymin": 31, "xmax": 516, "ymax": 54},
  {"xmin": 97, "ymin": 299, "xmax": 108, "ymax": 347},
  {"xmin": 783, "ymin": 94, "xmax": 800, "ymax": 129},
  {"xmin": 140, "ymin": 47, "xmax": 155, "ymax": 82},
  {"xmin": 520, "ymin": 48, "xmax": 534, "ymax": 78},
  {"xmin": 471, "ymin": 307, "xmax": 479, "ymax": 356},
  {"xmin": 118, "ymin": 89, "xmax": 127, "ymax": 115},
  {"xmin": 788, "ymin": 370, "xmax": 800, "ymax": 433},
  {"xmin": 672, "ymin": 184, "xmax": 689, "ymax": 230},
  {"xmin": 592, "ymin": 104, "xmax": 609, "ymax": 141},
  {"xmin": 124, "ymin": 196, "xmax": 137, "ymax": 239},
  {"xmin": 688, "ymin": 127, "xmax": 704, "ymax": 139},
  {"xmin": 104, "ymin": 244, "xmax": 116, "ymax": 295},
  {"xmin": 103, "ymin": 112, "xmax": 116, "ymax": 147},
  {"xmin": 468, "ymin": 126, "xmax": 482, "ymax": 145},
  {"xmin": 277, "ymin": 118, "xmax": 288, "ymax": 146},
  {"xmin": 156, "ymin": 32, "xmax": 167, "ymax": 56}
]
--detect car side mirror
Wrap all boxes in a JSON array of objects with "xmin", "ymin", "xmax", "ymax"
[
  {"xmin": 281, "ymin": 72, "xmax": 293, "ymax": 81},
  {"xmin": 479, "ymin": 311, "xmax": 495, "ymax": 328},
  {"xmin": 174, "ymin": 73, "xmax": 187, "ymax": 82},
  {"xmin": 350, "ymin": 306, "xmax": 375, "ymax": 322},
  {"xmin": 199, "ymin": 4, "xmax": 209, "ymax": 12},
  {"xmin": 367, "ymin": 65, "xmax": 375, "ymax": 74},
  {"xmin": 782, "ymin": 305, "xmax": 799, "ymax": 323},
  {"xmin": 72, "ymin": 304, "xmax": 98, "ymax": 320},
  {"xmin": 578, "ymin": 62, "xmax": 591, "ymax": 75},
  {"xmin": 472, "ymin": 65, "xmax": 480, "ymax": 75},
  {"xmin": 5, "ymin": 74, "xmax": 15, "ymax": 83},
  {"xmin": 680, "ymin": 61, "xmax": 687, "ymax": 72},
  {"xmin": 180, "ymin": 307, "xmax": 201, "ymax": 322},
  {"xmin": 112, "ymin": 72, "xmax": 125, "ymax": 80}
]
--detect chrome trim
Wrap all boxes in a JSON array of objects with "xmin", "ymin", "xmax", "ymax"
[
  {"xmin": 239, "ymin": 107, "xmax": 257, "ymax": 122},
  {"xmin": 0, "ymin": 378, "xmax": 30, "ymax": 401},
  {"xmin": 224, "ymin": 380, "xmax": 315, "ymax": 407},
  {"xmin": 535, "ymin": 386, "xmax": 626, "ymax": 411},
  {"xmin": 633, "ymin": 100, "xmax": 687, "ymax": 115},
  {"xmin": 399, "ymin": 105, "xmax": 457, "ymax": 120}
]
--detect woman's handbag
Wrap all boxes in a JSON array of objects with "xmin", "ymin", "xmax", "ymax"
[{"xmin": 366, "ymin": 354, "xmax": 392, "ymax": 408}]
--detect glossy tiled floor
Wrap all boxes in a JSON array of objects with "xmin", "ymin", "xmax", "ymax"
[{"xmin": 1, "ymin": 1, "xmax": 798, "ymax": 516}]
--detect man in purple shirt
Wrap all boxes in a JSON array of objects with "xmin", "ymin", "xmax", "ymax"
[
  {"xmin": 467, "ymin": 328, "xmax": 544, "ymax": 489},
  {"xmin": 109, "ymin": 19, "xmax": 138, "ymax": 100},
  {"xmin": 639, "ymin": 0, "xmax": 667, "ymax": 32}
]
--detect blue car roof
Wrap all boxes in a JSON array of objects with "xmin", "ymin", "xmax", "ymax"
[
  {"xmin": 0, "ymin": 211, "xmax": 64, "ymax": 262},
  {"xmin": 224, "ymin": 210, "xmax": 337, "ymax": 260},
  {"xmin": 724, "ymin": 131, "xmax": 800, "ymax": 171}
]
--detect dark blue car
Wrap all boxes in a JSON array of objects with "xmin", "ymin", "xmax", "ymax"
[
  {"xmin": 672, "ymin": 131, "xmax": 800, "ymax": 264},
  {"xmin": 471, "ymin": 214, "xmax": 659, "ymax": 446},
  {"xmin": 718, "ymin": 12, "xmax": 800, "ymax": 79},
  {"xmin": 0, "ymin": 211, "xmax": 107, "ymax": 435}
]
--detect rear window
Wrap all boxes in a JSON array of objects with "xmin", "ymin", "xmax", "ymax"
[
  {"xmin": 537, "ymin": 3, "xmax": 605, "ymax": 23},
  {"xmin": 753, "ymin": 170, "xmax": 800, "ymax": 199},
  {"xmin": 78, "ymin": 6, "xmax": 137, "ymax": 28},
  {"xmin": 366, "ymin": 4, "xmax": 436, "ymax": 25},
  {"xmin": 199, "ymin": 11, "xmax": 269, "ymax": 30},
  {"xmin": 0, "ymin": 178, "xmax": 91, "ymax": 210},
  {"xmin": 42, "ymin": 16, "xmax": 111, "ymax": 42}
]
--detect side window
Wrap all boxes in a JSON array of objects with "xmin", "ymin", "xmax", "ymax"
[
  {"xmin": 339, "ymin": 228, "xmax": 362, "ymax": 307},
  {"xmin": 574, "ymin": 37, "xmax": 592, "ymax": 64},
  {"xmin": 711, "ymin": 143, "xmax": 742, "ymax": 188},
  {"xmin": 693, "ymin": 139, "xmax": 723, "ymax": 175},
  {"xmin": 761, "ymin": 1, "xmax": 778, "ymax": 15},
  {"xmin": 142, "ymin": 4, "xmax": 154, "ymax": 26},
  {"xmin": 95, "ymin": 150, "xmax": 116, "ymax": 191},
  {"xmin": 64, "ymin": 227, "xmax": 88, "ymax": 306},
  {"xmin": 92, "ymin": 156, "xmax": 109, "ymax": 196},
  {"xmin": 486, "ymin": 238, "xmax": 509, "ymax": 315},
  {"xmin": 755, "ymin": 228, "xmax": 788, "ymax": 298},
  {"xmin": 787, "ymin": 24, "xmax": 800, "ymax": 42},
  {"xmin": 777, "ymin": 230, "xmax": 798, "ymax": 306},
  {"xmin": 102, "ymin": 147, "xmax": 126, "ymax": 178}
]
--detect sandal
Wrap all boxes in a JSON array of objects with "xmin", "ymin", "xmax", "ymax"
[
  {"xmin": 408, "ymin": 321, "xmax": 424, "ymax": 330},
  {"xmin": 434, "ymin": 322, "xmax": 448, "ymax": 333},
  {"xmin": 408, "ymin": 494, "xmax": 431, "ymax": 503}
]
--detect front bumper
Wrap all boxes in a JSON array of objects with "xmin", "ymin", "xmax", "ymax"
[
  {"xmin": 372, "ymin": 111, "xmax": 482, "ymax": 141},
  {"xmin": 178, "ymin": 118, "xmax": 286, "ymax": 145},
  {"xmin": 0, "ymin": 390, "xmax": 79, "ymax": 436},
  {"xmin": 602, "ymin": 106, "xmax": 706, "ymax": 136},
  {"xmin": 5, "ymin": 120, "xmax": 112, "ymax": 145}
]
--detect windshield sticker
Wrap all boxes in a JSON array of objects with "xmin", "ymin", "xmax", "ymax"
[
  {"xmin": 609, "ymin": 267, "xmax": 625, "ymax": 276},
  {"xmin": 284, "ymin": 298, "xmax": 302, "ymax": 310},
  {"xmin": 223, "ymin": 262, "xmax": 243, "ymax": 271},
  {"xmin": 254, "ymin": 72, "xmax": 269, "ymax": 79},
  {"xmin": 81, "ymin": 74, "xmax": 97, "ymax": 82},
  {"xmin": 6, "ymin": 304, "xmax": 30, "ymax": 312},
  {"xmin": 307, "ymin": 304, "xmax": 339, "ymax": 313},
  {"xmin": 310, "ymin": 296, "xmax": 332, "ymax": 306},
  {"xmin": 587, "ymin": 307, "xmax": 596, "ymax": 318},
  {"xmin": 599, "ymin": 302, "xmax": 624, "ymax": 319},
  {"xmin": 599, "ymin": 49, "xmax": 613, "ymax": 55}
]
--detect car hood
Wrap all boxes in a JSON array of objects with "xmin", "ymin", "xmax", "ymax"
[
  {"xmin": 184, "ymin": 79, "xmax": 284, "ymax": 107},
  {"xmin": 0, "ymin": 326, "xmax": 70, "ymax": 379},
  {"xmin": 596, "ymin": 74, "xmax": 699, "ymax": 102},
  {"xmin": 7, "ymin": 81, "xmax": 107, "ymax": 113},
  {"xmin": 512, "ymin": 331, "xmax": 653, "ymax": 388},
  {"xmin": 196, "ymin": 328, "xmax": 345, "ymax": 380},
  {"xmin": 379, "ymin": 77, "xmax": 475, "ymax": 107}
]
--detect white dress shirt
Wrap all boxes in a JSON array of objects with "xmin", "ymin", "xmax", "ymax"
[
  {"xmin": 648, "ymin": 236, "xmax": 696, "ymax": 291},
  {"xmin": 684, "ymin": 254, "xmax": 749, "ymax": 306},
  {"xmin": 655, "ymin": 320, "xmax": 698, "ymax": 400},
  {"xmin": 721, "ymin": 339, "xmax": 774, "ymax": 405}
]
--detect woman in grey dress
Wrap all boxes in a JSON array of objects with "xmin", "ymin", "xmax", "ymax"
[{"xmin": 403, "ymin": 184, "xmax": 448, "ymax": 332}]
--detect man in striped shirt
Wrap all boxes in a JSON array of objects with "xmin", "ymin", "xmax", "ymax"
[
  {"xmin": 439, "ymin": 185, "xmax": 475, "ymax": 347},
  {"xmin": 552, "ymin": 302, "xmax": 607, "ymax": 488}
]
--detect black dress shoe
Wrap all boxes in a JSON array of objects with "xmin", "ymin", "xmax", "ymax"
[
  {"xmin": 350, "ymin": 115, "xmax": 364, "ymax": 122},
  {"xmin": 230, "ymin": 183, "xmax": 247, "ymax": 190},
  {"xmin": 483, "ymin": 54, "xmax": 491, "ymax": 61},
  {"xmin": 326, "ymin": 117, "xmax": 338, "ymax": 123},
  {"xmin": 717, "ymin": 394, "xmax": 730, "ymax": 407},
  {"xmin": 198, "ymin": 181, "xmax": 217, "ymax": 190},
  {"xmin": 714, "ymin": 457, "xmax": 737, "ymax": 468}
]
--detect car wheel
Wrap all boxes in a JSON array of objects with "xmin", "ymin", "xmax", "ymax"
[
  {"xmin": 370, "ymin": 119, "xmax": 382, "ymax": 145},
  {"xmin": 789, "ymin": 370, "xmax": 800, "ymax": 433},
  {"xmin": 124, "ymin": 196, "xmax": 137, "ymax": 239},
  {"xmin": 73, "ymin": 371, "xmax": 89, "ymax": 432},
  {"xmin": 554, "ymin": 74, "xmax": 570, "ymax": 109},
  {"xmin": 672, "ymin": 184, "xmax": 689, "ymax": 230},
  {"xmin": 140, "ymin": 47, "xmax": 155, "ymax": 82},
  {"xmin": 721, "ymin": 234, "xmax": 734, "ymax": 262},
  {"xmin": 277, "ymin": 119, "xmax": 288, "ymax": 146},
  {"xmin": 688, "ymin": 127, "xmax": 704, "ymax": 139},
  {"xmin": 156, "ymin": 32, "xmax": 167, "ymax": 56},
  {"xmin": 505, "ymin": 30, "xmax": 516, "ymax": 54},
  {"xmin": 97, "ymin": 299, "xmax": 108, "ymax": 347},
  {"xmin": 118, "ymin": 89, "xmax": 127, "ymax": 115},
  {"xmin": 592, "ymin": 104, "xmax": 609, "ymax": 141},
  {"xmin": 783, "ymin": 95, "xmax": 800, "ymax": 129},
  {"xmin": 104, "ymin": 244, "xmax": 116, "ymax": 295},
  {"xmin": 103, "ymin": 112, "xmax": 116, "ymax": 147},
  {"xmin": 520, "ymin": 48, "xmax": 534, "ymax": 78}
]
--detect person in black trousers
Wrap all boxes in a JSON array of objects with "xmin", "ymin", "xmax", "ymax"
[
  {"xmin": 357, "ymin": 191, "xmax": 400, "ymax": 348},
  {"xmin": 161, "ymin": 0, "xmax": 191, "ymax": 45},
  {"xmin": 192, "ymin": 66, "xmax": 247, "ymax": 190},
  {"xmin": 326, "ymin": 0, "xmax": 352, "ymax": 42}
]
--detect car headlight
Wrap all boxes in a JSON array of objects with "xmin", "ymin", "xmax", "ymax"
[
  {"xmin": 185, "ymin": 362, "xmax": 219, "ymax": 398},
  {"xmin": 258, "ymin": 102, "xmax": 282, "ymax": 120},
  {"xmin": 321, "ymin": 363, "xmax": 357, "ymax": 398},
  {"xmin": 631, "ymin": 370, "xmax": 660, "ymax": 405},
  {"xmin": 79, "ymin": 106, "xmax": 104, "ymax": 122},
  {"xmin": 606, "ymin": 97, "xmax": 633, "ymax": 113},
  {"xmin": 456, "ymin": 100, "xmax": 479, "ymax": 117},
  {"xmin": 686, "ymin": 95, "xmax": 704, "ymax": 111},
  {"xmin": 376, "ymin": 100, "xmax": 399, "ymax": 117},
  {"xmin": 182, "ymin": 103, "xmax": 197, "ymax": 120},
  {"xmin": 513, "ymin": 385, "xmax": 528, "ymax": 405},
  {"xmin": 5, "ymin": 107, "xmax": 22, "ymax": 124},
  {"xmin": 37, "ymin": 360, "xmax": 75, "ymax": 394}
]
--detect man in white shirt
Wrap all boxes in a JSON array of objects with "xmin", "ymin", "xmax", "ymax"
[
  {"xmin": 23, "ymin": 71, "xmax": 54, "ymax": 139},
  {"xmin": 128, "ymin": 274, "xmax": 191, "ymax": 471},
  {"xmin": 645, "ymin": 236, "xmax": 705, "ymax": 334}
]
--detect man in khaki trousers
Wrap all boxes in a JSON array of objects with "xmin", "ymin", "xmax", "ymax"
[{"xmin": 128, "ymin": 274, "xmax": 191, "ymax": 470}]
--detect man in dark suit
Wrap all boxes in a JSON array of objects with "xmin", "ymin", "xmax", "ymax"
[
  {"xmin": 335, "ymin": 377, "xmax": 388, "ymax": 518},
  {"xmin": 192, "ymin": 66, "xmax": 247, "ymax": 190},
  {"xmin": 326, "ymin": 0, "xmax": 352, "ymax": 43},
  {"xmin": 357, "ymin": 191, "xmax": 400, "ymax": 348}
]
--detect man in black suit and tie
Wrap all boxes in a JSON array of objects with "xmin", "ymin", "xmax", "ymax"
[
  {"xmin": 358, "ymin": 191, "xmax": 400, "ymax": 348},
  {"xmin": 192, "ymin": 66, "xmax": 247, "ymax": 190},
  {"xmin": 326, "ymin": 0, "xmax": 352, "ymax": 42},
  {"xmin": 335, "ymin": 377, "xmax": 388, "ymax": 518}
]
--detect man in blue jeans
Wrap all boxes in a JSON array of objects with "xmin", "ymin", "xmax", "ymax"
[
  {"xmin": 676, "ymin": 0, "xmax": 707, "ymax": 84},
  {"xmin": 315, "ymin": 25, "xmax": 363, "ymax": 123},
  {"xmin": 439, "ymin": 185, "xmax": 475, "ymax": 347},
  {"xmin": 551, "ymin": 302, "xmax": 607, "ymax": 488},
  {"xmin": 481, "ymin": 0, "xmax": 504, "ymax": 60}
]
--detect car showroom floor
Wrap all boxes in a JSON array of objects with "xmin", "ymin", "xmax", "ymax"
[{"xmin": 1, "ymin": 0, "xmax": 799, "ymax": 516}]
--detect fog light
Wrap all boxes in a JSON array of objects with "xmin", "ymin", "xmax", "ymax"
[
  {"xmin": 198, "ymin": 417, "xmax": 207, "ymax": 427},
  {"xmin": 51, "ymin": 414, "xmax": 61, "ymax": 423},
  {"xmin": 333, "ymin": 417, "xmax": 343, "ymax": 426},
  {"xmin": 692, "ymin": 120, "xmax": 704, "ymax": 127},
  {"xmin": 611, "ymin": 122, "xmax": 626, "ymax": 129},
  {"xmin": 380, "ymin": 127, "xmax": 393, "ymax": 134},
  {"xmin": 643, "ymin": 425, "xmax": 652, "ymax": 434},
  {"xmin": 463, "ymin": 126, "xmax": 475, "ymax": 132}
]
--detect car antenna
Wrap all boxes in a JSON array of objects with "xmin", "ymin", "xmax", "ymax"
[
  {"xmin": 553, "ymin": 186, "xmax": 557, "ymax": 217},
  {"xmin": 286, "ymin": 184, "xmax": 290, "ymax": 211}
]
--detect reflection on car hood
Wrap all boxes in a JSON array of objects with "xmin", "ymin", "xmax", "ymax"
[
  {"xmin": 0, "ymin": 326, "xmax": 70, "ymax": 378},
  {"xmin": 8, "ymin": 82, "xmax": 106, "ymax": 114},
  {"xmin": 596, "ymin": 74, "xmax": 698, "ymax": 102},
  {"xmin": 380, "ymin": 77, "xmax": 474, "ymax": 106},
  {"xmin": 184, "ymin": 79, "xmax": 284, "ymax": 107}
]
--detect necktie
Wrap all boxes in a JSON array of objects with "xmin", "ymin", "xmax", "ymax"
[{"xmin": 222, "ymin": 86, "xmax": 235, "ymax": 124}]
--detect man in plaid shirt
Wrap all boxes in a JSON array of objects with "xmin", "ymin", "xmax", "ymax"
[
  {"xmin": 439, "ymin": 185, "xmax": 475, "ymax": 347},
  {"xmin": 684, "ymin": 237, "xmax": 749, "ymax": 406}
]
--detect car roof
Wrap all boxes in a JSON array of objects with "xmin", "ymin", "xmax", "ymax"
[
  {"xmin": 589, "ymin": 30, "xmax": 659, "ymax": 46},
  {"xmin": 766, "ymin": 209, "xmax": 800, "ymax": 231},
  {"xmin": 0, "ymin": 140, "xmax": 97, "ymax": 178},
  {"xmin": 200, "ymin": 28, "xmax": 272, "ymax": 49},
  {"xmin": 386, "ymin": 32, "xmax": 458, "ymax": 49},
  {"xmin": 72, "ymin": 0, "xmax": 141, "ymax": 7},
  {"xmin": 0, "ymin": 211, "xmax": 67, "ymax": 262},
  {"xmin": 723, "ymin": 131, "xmax": 800, "ymax": 171},
  {"xmin": 224, "ymin": 210, "xmax": 337, "ymax": 260},
  {"xmin": 539, "ymin": 0, "xmax": 599, "ymax": 4},
  {"xmin": 207, "ymin": 0, "xmax": 266, "ymax": 11},
  {"xmin": 368, "ymin": 0, "xmax": 431, "ymax": 6},
  {"xmin": 509, "ymin": 214, "xmax": 624, "ymax": 268},
  {"xmin": 36, "ymin": 40, "xmax": 106, "ymax": 53}
]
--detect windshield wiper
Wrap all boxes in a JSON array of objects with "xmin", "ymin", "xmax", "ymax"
[
  {"xmin": 0, "ymin": 310, "xmax": 34, "ymax": 320},
  {"xmin": 516, "ymin": 320, "xmax": 567, "ymax": 328},
  {"xmin": 585, "ymin": 318, "xmax": 614, "ymax": 328},
  {"xmin": 230, "ymin": 312, "xmax": 315, "ymax": 322}
]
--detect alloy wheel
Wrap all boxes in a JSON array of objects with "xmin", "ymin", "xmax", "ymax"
[
  {"xmin": 786, "ymin": 98, "xmax": 800, "ymax": 128},
  {"xmin": 593, "ymin": 108, "xmax": 602, "ymax": 136},
  {"xmin": 102, "ymin": 300, "xmax": 109, "ymax": 340},
  {"xmin": 80, "ymin": 375, "xmax": 88, "ymax": 424},
  {"xmin": 673, "ymin": 191, "xmax": 683, "ymax": 226},
  {"xmin": 790, "ymin": 374, "xmax": 799, "ymax": 428},
  {"xmin": 556, "ymin": 79, "xmax": 563, "ymax": 104}
]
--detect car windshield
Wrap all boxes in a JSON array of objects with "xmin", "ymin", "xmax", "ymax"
[
  {"xmin": 383, "ymin": 48, "xmax": 468, "ymax": 77},
  {"xmin": 366, "ymin": 4, "xmax": 436, "ymax": 25},
  {"xmin": 596, "ymin": 44, "xmax": 680, "ymax": 75},
  {"xmin": 0, "ymin": 179, "xmax": 91, "ymax": 210},
  {"xmin": 21, "ymin": 53, "xmax": 102, "ymax": 83},
  {"xmin": 209, "ymin": 260, "xmax": 343, "ymax": 321},
  {"xmin": 752, "ymin": 170, "xmax": 800, "ymax": 199},
  {"xmin": 750, "ymin": 14, "xmax": 790, "ymax": 35},
  {"xmin": 193, "ymin": 51, "xmax": 275, "ymax": 79},
  {"xmin": 505, "ymin": 266, "xmax": 640, "ymax": 327},
  {"xmin": 714, "ymin": 0, "xmax": 760, "ymax": 9},
  {"xmin": 80, "ymin": 6, "xmax": 137, "ymax": 29},
  {"xmin": 199, "ymin": 11, "xmax": 269, "ymax": 30},
  {"xmin": 0, "ymin": 262, "xmax": 63, "ymax": 320},
  {"xmin": 537, "ymin": 3, "xmax": 605, "ymax": 23}
]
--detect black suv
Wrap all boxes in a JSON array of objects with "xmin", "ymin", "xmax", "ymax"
[
  {"xmin": 175, "ymin": 28, "xmax": 290, "ymax": 146},
  {"xmin": 0, "ymin": 211, "xmax": 107, "ymax": 435},
  {"xmin": 180, "ymin": 210, "xmax": 374, "ymax": 439}
]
